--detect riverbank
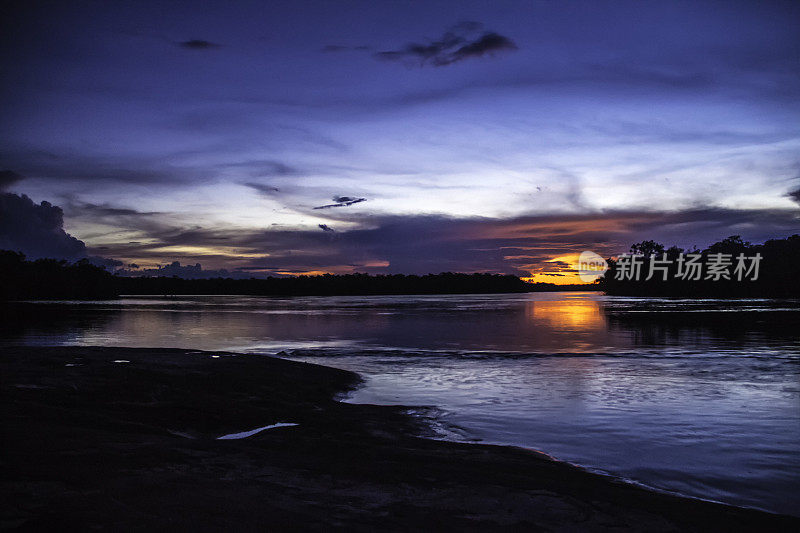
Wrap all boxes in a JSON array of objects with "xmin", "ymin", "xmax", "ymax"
[{"xmin": 2, "ymin": 346, "xmax": 796, "ymax": 531}]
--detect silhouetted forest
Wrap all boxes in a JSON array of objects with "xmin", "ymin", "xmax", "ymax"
[
  {"xmin": 599, "ymin": 234, "xmax": 800, "ymax": 297},
  {"xmin": 5, "ymin": 235, "xmax": 796, "ymax": 300},
  {"xmin": 1, "ymin": 250, "xmax": 565, "ymax": 299},
  {"xmin": 0, "ymin": 251, "xmax": 117, "ymax": 299}
]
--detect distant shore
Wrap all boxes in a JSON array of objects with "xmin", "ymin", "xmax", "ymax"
[
  {"xmin": 2, "ymin": 251, "xmax": 594, "ymax": 300},
  {"xmin": 2, "ymin": 346, "xmax": 797, "ymax": 531}
]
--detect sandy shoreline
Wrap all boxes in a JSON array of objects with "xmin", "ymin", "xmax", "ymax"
[{"xmin": 2, "ymin": 346, "xmax": 797, "ymax": 531}]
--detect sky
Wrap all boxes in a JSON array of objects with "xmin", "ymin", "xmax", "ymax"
[{"xmin": 1, "ymin": 0, "xmax": 799, "ymax": 282}]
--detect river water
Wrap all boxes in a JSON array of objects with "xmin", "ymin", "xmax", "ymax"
[{"xmin": 2, "ymin": 292, "xmax": 798, "ymax": 515}]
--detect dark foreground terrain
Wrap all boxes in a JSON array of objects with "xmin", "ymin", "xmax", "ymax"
[{"xmin": 2, "ymin": 347, "xmax": 797, "ymax": 531}]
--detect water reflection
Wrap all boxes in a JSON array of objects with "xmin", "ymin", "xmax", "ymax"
[
  {"xmin": 2, "ymin": 293, "xmax": 798, "ymax": 515},
  {"xmin": 604, "ymin": 298, "xmax": 800, "ymax": 350},
  {"xmin": 0, "ymin": 303, "xmax": 119, "ymax": 346},
  {"xmin": 2, "ymin": 293, "xmax": 798, "ymax": 355},
  {"xmin": 526, "ymin": 297, "xmax": 606, "ymax": 330}
]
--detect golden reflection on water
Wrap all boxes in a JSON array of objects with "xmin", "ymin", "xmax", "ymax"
[
  {"xmin": 5, "ymin": 294, "xmax": 616, "ymax": 353},
  {"xmin": 526, "ymin": 297, "xmax": 606, "ymax": 331}
]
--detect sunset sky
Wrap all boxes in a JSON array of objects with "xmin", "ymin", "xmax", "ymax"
[{"xmin": 1, "ymin": 0, "xmax": 798, "ymax": 282}]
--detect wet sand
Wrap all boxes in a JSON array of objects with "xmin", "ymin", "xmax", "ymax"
[{"xmin": 1, "ymin": 346, "xmax": 797, "ymax": 531}]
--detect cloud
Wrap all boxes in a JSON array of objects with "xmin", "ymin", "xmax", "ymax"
[
  {"xmin": 0, "ymin": 148, "xmax": 212, "ymax": 185},
  {"xmin": 116, "ymin": 261, "xmax": 252, "ymax": 279},
  {"xmin": 9, "ymin": 192, "xmax": 792, "ymax": 279},
  {"xmin": 787, "ymin": 184, "xmax": 800, "ymax": 205},
  {"xmin": 313, "ymin": 196, "xmax": 367, "ymax": 209},
  {"xmin": 178, "ymin": 39, "xmax": 220, "ymax": 50},
  {"xmin": 375, "ymin": 22, "xmax": 517, "ymax": 67},
  {"xmin": 0, "ymin": 170, "xmax": 24, "ymax": 191},
  {"xmin": 0, "ymin": 193, "xmax": 87, "ymax": 260},
  {"xmin": 333, "ymin": 195, "xmax": 365, "ymax": 205},
  {"xmin": 69, "ymin": 201, "xmax": 161, "ymax": 218},
  {"xmin": 447, "ymin": 32, "xmax": 518, "ymax": 63},
  {"xmin": 88, "ymin": 256, "xmax": 124, "ymax": 270},
  {"xmin": 225, "ymin": 160, "xmax": 298, "ymax": 178},
  {"xmin": 243, "ymin": 182, "xmax": 280, "ymax": 196},
  {"xmin": 94, "ymin": 206, "xmax": 800, "ymax": 278}
]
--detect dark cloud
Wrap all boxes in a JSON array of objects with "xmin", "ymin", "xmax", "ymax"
[
  {"xmin": 334, "ymin": 196, "xmax": 365, "ymax": 204},
  {"xmin": 70, "ymin": 201, "xmax": 161, "ymax": 218},
  {"xmin": 0, "ymin": 148, "xmax": 211, "ymax": 185},
  {"xmin": 375, "ymin": 22, "xmax": 517, "ymax": 67},
  {"xmin": 544, "ymin": 260, "xmax": 572, "ymax": 271},
  {"xmin": 88, "ymin": 256, "xmax": 124, "ymax": 270},
  {"xmin": 243, "ymin": 182, "xmax": 280, "ymax": 196},
  {"xmin": 787, "ymin": 184, "xmax": 800, "ymax": 205},
  {"xmin": 178, "ymin": 39, "xmax": 220, "ymax": 50},
  {"xmin": 0, "ymin": 193, "xmax": 87, "ymax": 260},
  {"xmin": 313, "ymin": 196, "xmax": 367, "ymax": 209},
  {"xmin": 0, "ymin": 170, "xmax": 24, "ymax": 191},
  {"xmin": 448, "ymin": 32, "xmax": 518, "ymax": 63}
]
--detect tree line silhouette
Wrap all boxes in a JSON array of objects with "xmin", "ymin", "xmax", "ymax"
[
  {"xmin": 3, "ymin": 234, "xmax": 796, "ymax": 300},
  {"xmin": 0, "ymin": 251, "xmax": 118, "ymax": 299},
  {"xmin": 1, "ymin": 250, "xmax": 549, "ymax": 299},
  {"xmin": 598, "ymin": 234, "xmax": 800, "ymax": 297}
]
